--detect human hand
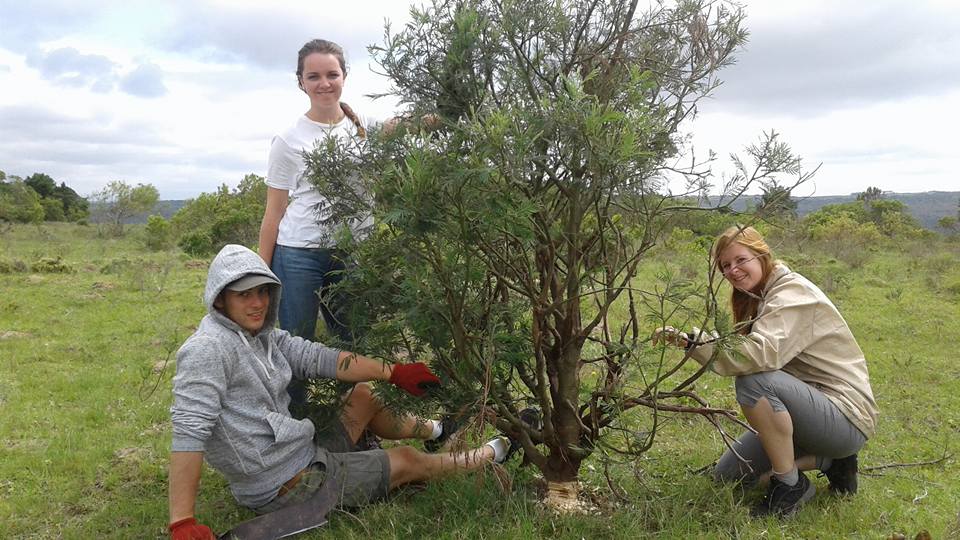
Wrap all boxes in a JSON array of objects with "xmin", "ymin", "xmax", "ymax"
[
  {"xmin": 388, "ymin": 362, "xmax": 441, "ymax": 396},
  {"xmin": 651, "ymin": 326, "xmax": 688, "ymax": 348},
  {"xmin": 169, "ymin": 517, "xmax": 215, "ymax": 540}
]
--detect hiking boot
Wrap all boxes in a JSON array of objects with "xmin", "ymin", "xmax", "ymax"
[
  {"xmin": 503, "ymin": 407, "xmax": 542, "ymax": 462},
  {"xmin": 423, "ymin": 416, "xmax": 460, "ymax": 453},
  {"xmin": 822, "ymin": 454, "xmax": 858, "ymax": 494},
  {"xmin": 751, "ymin": 471, "xmax": 815, "ymax": 518}
]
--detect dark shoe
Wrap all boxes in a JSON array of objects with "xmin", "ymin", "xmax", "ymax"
[
  {"xmin": 423, "ymin": 416, "xmax": 460, "ymax": 453},
  {"xmin": 503, "ymin": 407, "xmax": 542, "ymax": 462},
  {"xmin": 821, "ymin": 454, "xmax": 858, "ymax": 494},
  {"xmin": 751, "ymin": 471, "xmax": 815, "ymax": 518}
]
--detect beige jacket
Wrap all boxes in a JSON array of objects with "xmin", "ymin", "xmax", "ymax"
[{"xmin": 689, "ymin": 264, "xmax": 878, "ymax": 438}]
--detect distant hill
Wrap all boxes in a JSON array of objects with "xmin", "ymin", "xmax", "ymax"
[
  {"xmin": 703, "ymin": 191, "xmax": 959, "ymax": 230},
  {"xmin": 125, "ymin": 191, "xmax": 958, "ymax": 229}
]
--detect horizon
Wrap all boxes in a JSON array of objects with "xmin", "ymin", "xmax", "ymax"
[{"xmin": 1, "ymin": 1, "xmax": 959, "ymax": 200}]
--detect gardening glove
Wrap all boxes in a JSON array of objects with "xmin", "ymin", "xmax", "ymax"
[
  {"xmin": 388, "ymin": 362, "xmax": 441, "ymax": 397},
  {"xmin": 168, "ymin": 517, "xmax": 215, "ymax": 540},
  {"xmin": 651, "ymin": 326, "xmax": 687, "ymax": 348}
]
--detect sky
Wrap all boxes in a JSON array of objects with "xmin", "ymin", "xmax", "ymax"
[{"xmin": 0, "ymin": 0, "xmax": 958, "ymax": 200}]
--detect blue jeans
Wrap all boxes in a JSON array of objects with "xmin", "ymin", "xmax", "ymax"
[{"xmin": 271, "ymin": 245, "xmax": 357, "ymax": 414}]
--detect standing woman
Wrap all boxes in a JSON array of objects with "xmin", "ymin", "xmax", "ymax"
[
  {"xmin": 654, "ymin": 225, "xmax": 878, "ymax": 518},
  {"xmin": 259, "ymin": 39, "xmax": 370, "ymax": 414}
]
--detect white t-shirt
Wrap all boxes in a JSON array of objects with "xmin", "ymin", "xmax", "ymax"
[{"xmin": 266, "ymin": 114, "xmax": 371, "ymax": 248}]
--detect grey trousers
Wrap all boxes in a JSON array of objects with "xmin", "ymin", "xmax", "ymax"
[{"xmin": 713, "ymin": 370, "xmax": 867, "ymax": 486}]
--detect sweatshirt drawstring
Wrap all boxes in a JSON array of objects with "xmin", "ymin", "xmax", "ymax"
[{"xmin": 237, "ymin": 331, "xmax": 275, "ymax": 379}]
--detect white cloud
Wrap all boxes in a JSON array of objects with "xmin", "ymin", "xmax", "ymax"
[{"xmin": 0, "ymin": 0, "xmax": 957, "ymax": 200}]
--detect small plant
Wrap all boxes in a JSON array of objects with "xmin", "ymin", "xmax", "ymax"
[
  {"xmin": 143, "ymin": 215, "xmax": 174, "ymax": 251},
  {"xmin": 30, "ymin": 256, "xmax": 74, "ymax": 273}
]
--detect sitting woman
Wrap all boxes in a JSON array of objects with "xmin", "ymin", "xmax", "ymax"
[{"xmin": 654, "ymin": 225, "xmax": 878, "ymax": 518}]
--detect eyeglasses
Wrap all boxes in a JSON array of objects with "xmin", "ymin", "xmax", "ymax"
[{"xmin": 719, "ymin": 254, "xmax": 760, "ymax": 276}]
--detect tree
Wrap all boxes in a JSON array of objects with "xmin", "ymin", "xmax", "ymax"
[
  {"xmin": 308, "ymin": 0, "xmax": 810, "ymax": 506},
  {"xmin": 938, "ymin": 216, "xmax": 958, "ymax": 237},
  {"xmin": 90, "ymin": 181, "xmax": 160, "ymax": 235},
  {"xmin": 756, "ymin": 181, "xmax": 798, "ymax": 221},
  {"xmin": 25, "ymin": 173, "xmax": 57, "ymax": 199},
  {"xmin": 856, "ymin": 186, "xmax": 883, "ymax": 202},
  {"xmin": 0, "ymin": 180, "xmax": 44, "ymax": 223},
  {"xmin": 171, "ymin": 174, "xmax": 267, "ymax": 255}
]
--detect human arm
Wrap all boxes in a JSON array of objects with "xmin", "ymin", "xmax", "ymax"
[
  {"xmin": 258, "ymin": 187, "xmax": 289, "ymax": 267},
  {"xmin": 168, "ymin": 451, "xmax": 208, "ymax": 526},
  {"xmin": 274, "ymin": 332, "xmax": 440, "ymax": 395},
  {"xmin": 335, "ymin": 351, "xmax": 440, "ymax": 396},
  {"xmin": 685, "ymin": 281, "xmax": 821, "ymax": 376}
]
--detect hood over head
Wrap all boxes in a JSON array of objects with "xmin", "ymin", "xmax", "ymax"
[{"xmin": 204, "ymin": 244, "xmax": 282, "ymax": 335}]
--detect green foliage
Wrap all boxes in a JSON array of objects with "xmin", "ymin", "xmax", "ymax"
[
  {"xmin": 807, "ymin": 212, "xmax": 881, "ymax": 267},
  {"xmin": 856, "ymin": 185, "xmax": 883, "ymax": 202},
  {"xmin": 0, "ymin": 179, "xmax": 45, "ymax": 223},
  {"xmin": 756, "ymin": 182, "xmax": 798, "ymax": 221},
  {"xmin": 171, "ymin": 174, "xmax": 266, "ymax": 255},
  {"xmin": 310, "ymin": 0, "xmax": 815, "ymax": 486},
  {"xmin": 143, "ymin": 215, "xmax": 174, "ymax": 251},
  {"xmin": 23, "ymin": 173, "xmax": 89, "ymax": 222},
  {"xmin": 30, "ymin": 256, "xmax": 75, "ymax": 273},
  {"xmin": 90, "ymin": 180, "xmax": 160, "ymax": 235},
  {"xmin": 40, "ymin": 197, "xmax": 66, "ymax": 221},
  {"xmin": 803, "ymin": 196, "xmax": 924, "ymax": 249}
]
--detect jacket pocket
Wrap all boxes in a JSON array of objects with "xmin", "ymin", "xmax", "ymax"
[{"xmin": 265, "ymin": 411, "xmax": 316, "ymax": 444}]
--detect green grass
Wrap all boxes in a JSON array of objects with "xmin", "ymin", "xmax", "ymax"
[{"xmin": 1, "ymin": 223, "xmax": 958, "ymax": 539}]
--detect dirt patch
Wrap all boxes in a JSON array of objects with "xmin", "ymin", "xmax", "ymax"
[
  {"xmin": 91, "ymin": 281, "xmax": 117, "ymax": 291},
  {"xmin": 0, "ymin": 330, "xmax": 31, "ymax": 340},
  {"xmin": 184, "ymin": 259, "xmax": 208, "ymax": 269}
]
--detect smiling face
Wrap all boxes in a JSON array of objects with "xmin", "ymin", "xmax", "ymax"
[
  {"xmin": 215, "ymin": 285, "xmax": 271, "ymax": 334},
  {"xmin": 718, "ymin": 242, "xmax": 765, "ymax": 293},
  {"xmin": 299, "ymin": 52, "xmax": 345, "ymax": 110}
]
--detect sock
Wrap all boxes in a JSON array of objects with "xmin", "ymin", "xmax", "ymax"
[
  {"xmin": 817, "ymin": 456, "xmax": 833, "ymax": 472},
  {"xmin": 485, "ymin": 437, "xmax": 509, "ymax": 463},
  {"xmin": 427, "ymin": 419, "xmax": 443, "ymax": 440},
  {"xmin": 773, "ymin": 467, "xmax": 799, "ymax": 486}
]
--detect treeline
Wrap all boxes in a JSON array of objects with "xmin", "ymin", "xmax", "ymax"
[{"xmin": 0, "ymin": 170, "xmax": 89, "ymax": 223}]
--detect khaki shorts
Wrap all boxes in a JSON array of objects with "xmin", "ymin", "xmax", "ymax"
[{"xmin": 255, "ymin": 419, "xmax": 391, "ymax": 513}]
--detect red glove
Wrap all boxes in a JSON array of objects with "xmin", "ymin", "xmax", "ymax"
[
  {"xmin": 388, "ymin": 362, "xmax": 441, "ymax": 396},
  {"xmin": 169, "ymin": 517, "xmax": 215, "ymax": 540}
]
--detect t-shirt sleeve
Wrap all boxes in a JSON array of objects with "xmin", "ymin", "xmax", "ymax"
[{"xmin": 266, "ymin": 135, "xmax": 300, "ymax": 191}]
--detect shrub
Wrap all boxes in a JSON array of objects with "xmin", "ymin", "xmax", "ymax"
[
  {"xmin": 171, "ymin": 174, "xmax": 266, "ymax": 255},
  {"xmin": 807, "ymin": 213, "xmax": 880, "ymax": 268},
  {"xmin": 143, "ymin": 215, "xmax": 173, "ymax": 251},
  {"xmin": 31, "ymin": 257, "xmax": 74, "ymax": 273},
  {"xmin": 0, "ymin": 259, "xmax": 28, "ymax": 273}
]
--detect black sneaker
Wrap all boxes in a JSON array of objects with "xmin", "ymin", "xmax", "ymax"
[
  {"xmin": 751, "ymin": 471, "xmax": 815, "ymax": 518},
  {"xmin": 423, "ymin": 416, "xmax": 460, "ymax": 453},
  {"xmin": 503, "ymin": 407, "xmax": 542, "ymax": 462},
  {"xmin": 822, "ymin": 454, "xmax": 858, "ymax": 494}
]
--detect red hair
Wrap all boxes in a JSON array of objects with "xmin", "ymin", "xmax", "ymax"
[{"xmin": 712, "ymin": 225, "xmax": 777, "ymax": 333}]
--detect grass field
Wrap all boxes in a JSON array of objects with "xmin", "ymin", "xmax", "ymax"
[{"xmin": 1, "ymin": 222, "xmax": 959, "ymax": 539}]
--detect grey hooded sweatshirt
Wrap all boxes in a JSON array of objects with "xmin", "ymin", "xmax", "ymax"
[{"xmin": 171, "ymin": 244, "xmax": 341, "ymax": 508}]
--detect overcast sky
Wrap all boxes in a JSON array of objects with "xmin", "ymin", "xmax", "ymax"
[{"xmin": 1, "ymin": 0, "xmax": 958, "ymax": 200}]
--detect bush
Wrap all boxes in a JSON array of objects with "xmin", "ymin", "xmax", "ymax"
[
  {"xmin": 143, "ymin": 215, "xmax": 174, "ymax": 251},
  {"xmin": 807, "ymin": 213, "xmax": 880, "ymax": 268},
  {"xmin": 171, "ymin": 174, "xmax": 266, "ymax": 255},
  {"xmin": 31, "ymin": 257, "xmax": 74, "ymax": 273},
  {"xmin": 0, "ymin": 259, "xmax": 28, "ymax": 273}
]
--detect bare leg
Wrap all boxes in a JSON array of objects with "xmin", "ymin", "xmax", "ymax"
[
  {"xmin": 740, "ymin": 397, "xmax": 796, "ymax": 476},
  {"xmin": 386, "ymin": 445, "xmax": 495, "ymax": 489},
  {"xmin": 338, "ymin": 383, "xmax": 433, "ymax": 443}
]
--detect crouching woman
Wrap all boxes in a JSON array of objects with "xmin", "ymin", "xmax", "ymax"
[{"xmin": 654, "ymin": 225, "xmax": 878, "ymax": 518}]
